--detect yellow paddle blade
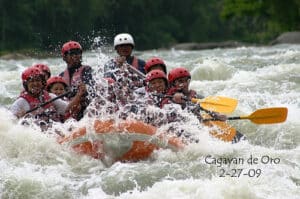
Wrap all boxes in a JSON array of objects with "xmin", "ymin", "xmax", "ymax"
[
  {"xmin": 240, "ymin": 107, "xmax": 288, "ymax": 124},
  {"xmin": 191, "ymin": 96, "xmax": 238, "ymax": 114}
]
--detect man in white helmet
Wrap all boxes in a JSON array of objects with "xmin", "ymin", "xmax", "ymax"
[
  {"xmin": 104, "ymin": 33, "xmax": 146, "ymax": 81},
  {"xmin": 100, "ymin": 33, "xmax": 146, "ymax": 110}
]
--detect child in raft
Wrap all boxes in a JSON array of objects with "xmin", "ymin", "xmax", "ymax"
[
  {"xmin": 46, "ymin": 76, "xmax": 69, "ymax": 101},
  {"xmin": 161, "ymin": 67, "xmax": 245, "ymax": 143}
]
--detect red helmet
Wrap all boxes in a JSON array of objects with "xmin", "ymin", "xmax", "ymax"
[
  {"xmin": 61, "ymin": 41, "xmax": 82, "ymax": 56},
  {"xmin": 21, "ymin": 66, "xmax": 46, "ymax": 90},
  {"xmin": 168, "ymin": 67, "xmax": 191, "ymax": 84},
  {"xmin": 33, "ymin": 64, "xmax": 51, "ymax": 77},
  {"xmin": 145, "ymin": 57, "xmax": 167, "ymax": 73},
  {"xmin": 22, "ymin": 66, "xmax": 44, "ymax": 83},
  {"xmin": 146, "ymin": 69, "xmax": 168, "ymax": 83},
  {"xmin": 46, "ymin": 76, "xmax": 68, "ymax": 91}
]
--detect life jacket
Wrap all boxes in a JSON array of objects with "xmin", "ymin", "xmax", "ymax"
[
  {"xmin": 19, "ymin": 90, "xmax": 62, "ymax": 122},
  {"xmin": 61, "ymin": 65, "xmax": 90, "ymax": 121},
  {"xmin": 61, "ymin": 65, "xmax": 89, "ymax": 88},
  {"xmin": 130, "ymin": 56, "xmax": 139, "ymax": 69},
  {"xmin": 130, "ymin": 56, "xmax": 146, "ymax": 74}
]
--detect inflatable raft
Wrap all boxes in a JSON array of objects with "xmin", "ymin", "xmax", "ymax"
[
  {"xmin": 58, "ymin": 119, "xmax": 237, "ymax": 162},
  {"xmin": 58, "ymin": 119, "xmax": 185, "ymax": 162}
]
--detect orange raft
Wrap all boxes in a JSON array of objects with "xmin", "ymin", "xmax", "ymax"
[
  {"xmin": 58, "ymin": 119, "xmax": 237, "ymax": 162},
  {"xmin": 58, "ymin": 119, "xmax": 185, "ymax": 162},
  {"xmin": 201, "ymin": 113, "xmax": 237, "ymax": 142}
]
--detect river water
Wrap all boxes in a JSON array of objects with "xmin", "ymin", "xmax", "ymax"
[{"xmin": 0, "ymin": 44, "xmax": 299, "ymax": 199}]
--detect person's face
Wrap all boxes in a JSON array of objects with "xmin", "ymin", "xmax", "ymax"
[
  {"xmin": 148, "ymin": 65, "xmax": 165, "ymax": 73},
  {"xmin": 148, "ymin": 78, "xmax": 167, "ymax": 94},
  {"xmin": 63, "ymin": 48, "xmax": 82, "ymax": 68},
  {"xmin": 27, "ymin": 76, "xmax": 44, "ymax": 97},
  {"xmin": 173, "ymin": 77, "xmax": 190, "ymax": 92},
  {"xmin": 50, "ymin": 83, "xmax": 66, "ymax": 96},
  {"xmin": 116, "ymin": 44, "xmax": 133, "ymax": 57}
]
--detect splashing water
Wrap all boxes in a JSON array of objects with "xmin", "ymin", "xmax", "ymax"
[{"xmin": 0, "ymin": 44, "xmax": 299, "ymax": 198}]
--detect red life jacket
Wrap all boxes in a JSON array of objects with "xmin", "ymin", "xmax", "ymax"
[
  {"xmin": 61, "ymin": 65, "xmax": 91, "ymax": 121},
  {"xmin": 19, "ymin": 90, "xmax": 62, "ymax": 122},
  {"xmin": 20, "ymin": 90, "xmax": 52, "ymax": 110},
  {"xmin": 61, "ymin": 65, "xmax": 89, "ymax": 88},
  {"xmin": 131, "ymin": 56, "xmax": 139, "ymax": 69}
]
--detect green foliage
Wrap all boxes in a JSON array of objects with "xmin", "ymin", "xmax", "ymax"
[
  {"xmin": 221, "ymin": 0, "xmax": 300, "ymax": 42},
  {"xmin": 0, "ymin": 0, "xmax": 299, "ymax": 52}
]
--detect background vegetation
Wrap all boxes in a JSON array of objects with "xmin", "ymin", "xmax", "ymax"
[{"xmin": 1, "ymin": 0, "xmax": 299, "ymax": 53}]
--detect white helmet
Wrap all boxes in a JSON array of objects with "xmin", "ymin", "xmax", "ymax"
[{"xmin": 113, "ymin": 33, "xmax": 135, "ymax": 49}]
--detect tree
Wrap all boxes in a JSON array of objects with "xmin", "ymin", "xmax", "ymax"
[{"xmin": 221, "ymin": 0, "xmax": 300, "ymax": 42}]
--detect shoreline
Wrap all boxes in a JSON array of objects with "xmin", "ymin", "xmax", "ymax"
[
  {"xmin": 2, "ymin": 31, "xmax": 300, "ymax": 60},
  {"xmin": 0, "ymin": 49, "xmax": 60, "ymax": 60},
  {"xmin": 0, "ymin": 41, "xmax": 257, "ymax": 60}
]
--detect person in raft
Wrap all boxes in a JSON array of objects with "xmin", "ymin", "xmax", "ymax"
[
  {"xmin": 103, "ymin": 33, "xmax": 145, "ymax": 90},
  {"xmin": 46, "ymin": 76, "xmax": 69, "ymax": 100},
  {"xmin": 10, "ymin": 66, "xmax": 86, "ymax": 130},
  {"xmin": 161, "ymin": 67, "xmax": 245, "ymax": 143},
  {"xmin": 161, "ymin": 67, "xmax": 204, "ymax": 109},
  {"xmin": 104, "ymin": 33, "xmax": 146, "ymax": 75},
  {"xmin": 134, "ymin": 57, "xmax": 168, "ymax": 96},
  {"xmin": 59, "ymin": 40, "xmax": 96, "ymax": 121},
  {"xmin": 144, "ymin": 57, "xmax": 167, "ymax": 74},
  {"xmin": 144, "ymin": 69, "xmax": 169, "ymax": 107}
]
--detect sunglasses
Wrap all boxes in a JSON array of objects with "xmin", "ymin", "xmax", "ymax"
[{"xmin": 65, "ymin": 49, "xmax": 82, "ymax": 56}]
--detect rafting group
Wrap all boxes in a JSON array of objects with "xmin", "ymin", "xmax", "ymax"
[{"xmin": 9, "ymin": 33, "xmax": 288, "ymax": 163}]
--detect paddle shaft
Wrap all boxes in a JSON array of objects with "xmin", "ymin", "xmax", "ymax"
[
  {"xmin": 25, "ymin": 91, "xmax": 71, "ymax": 114},
  {"xmin": 125, "ymin": 63, "xmax": 146, "ymax": 78},
  {"xmin": 203, "ymin": 116, "xmax": 241, "ymax": 122},
  {"xmin": 227, "ymin": 116, "xmax": 243, "ymax": 121}
]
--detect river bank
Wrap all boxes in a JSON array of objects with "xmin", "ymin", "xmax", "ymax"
[
  {"xmin": 171, "ymin": 31, "xmax": 300, "ymax": 50},
  {"xmin": 1, "ymin": 31, "xmax": 300, "ymax": 60},
  {"xmin": 0, "ymin": 49, "xmax": 60, "ymax": 60}
]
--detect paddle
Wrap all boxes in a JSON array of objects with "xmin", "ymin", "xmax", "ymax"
[
  {"xmin": 203, "ymin": 107, "xmax": 288, "ymax": 124},
  {"xmin": 191, "ymin": 96, "xmax": 238, "ymax": 114},
  {"xmin": 147, "ymin": 93, "xmax": 237, "ymax": 114},
  {"xmin": 25, "ymin": 91, "xmax": 72, "ymax": 114}
]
